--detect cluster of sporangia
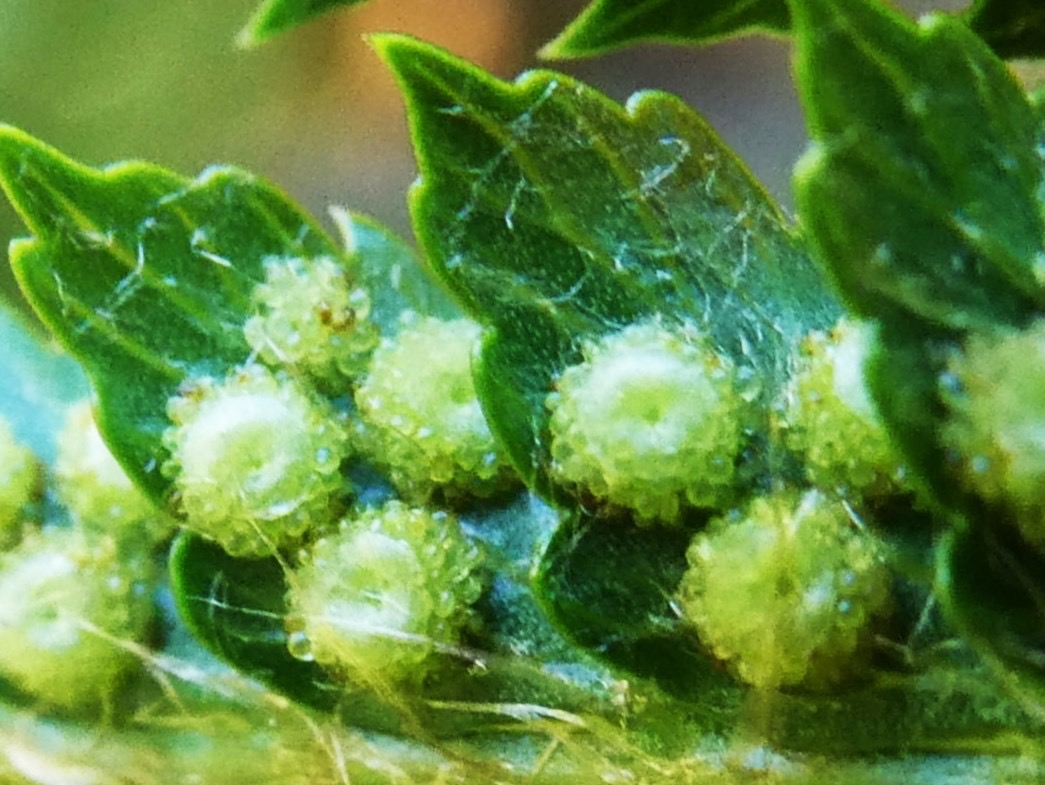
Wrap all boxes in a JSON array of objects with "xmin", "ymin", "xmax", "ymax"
[
  {"xmin": 939, "ymin": 317, "xmax": 1045, "ymax": 552},
  {"xmin": 548, "ymin": 317, "xmax": 901, "ymax": 688},
  {"xmin": 157, "ymin": 245, "xmax": 908, "ymax": 692},
  {"xmin": 0, "ymin": 403, "xmax": 164, "ymax": 711},
  {"xmin": 1, "ymin": 245, "xmax": 1042, "ymax": 712},
  {"xmin": 163, "ymin": 251, "xmax": 502, "ymax": 683}
]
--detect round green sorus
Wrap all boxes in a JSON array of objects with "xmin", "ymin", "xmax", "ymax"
[
  {"xmin": 353, "ymin": 315, "xmax": 517, "ymax": 502},
  {"xmin": 244, "ymin": 255, "xmax": 379, "ymax": 386},
  {"xmin": 779, "ymin": 318, "xmax": 905, "ymax": 500},
  {"xmin": 678, "ymin": 489, "xmax": 891, "ymax": 690},
  {"xmin": 55, "ymin": 401, "xmax": 170, "ymax": 543},
  {"xmin": 0, "ymin": 527, "xmax": 155, "ymax": 712},
  {"xmin": 163, "ymin": 364, "xmax": 350, "ymax": 557},
  {"xmin": 940, "ymin": 318, "xmax": 1045, "ymax": 551},
  {"xmin": 546, "ymin": 320, "xmax": 745, "ymax": 524},
  {"xmin": 0, "ymin": 415, "xmax": 39, "ymax": 546},
  {"xmin": 285, "ymin": 500, "xmax": 483, "ymax": 683}
]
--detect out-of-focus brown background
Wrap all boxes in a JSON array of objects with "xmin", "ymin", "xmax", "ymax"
[{"xmin": 0, "ymin": 0, "xmax": 972, "ymax": 315}]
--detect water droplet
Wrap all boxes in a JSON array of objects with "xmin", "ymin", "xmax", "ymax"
[
  {"xmin": 1033, "ymin": 252, "xmax": 1045, "ymax": 287},
  {"xmin": 938, "ymin": 370, "xmax": 962, "ymax": 394},
  {"xmin": 953, "ymin": 211, "xmax": 983, "ymax": 242},
  {"xmin": 907, "ymin": 87, "xmax": 929, "ymax": 115},
  {"xmin": 287, "ymin": 629, "xmax": 315, "ymax": 661}
]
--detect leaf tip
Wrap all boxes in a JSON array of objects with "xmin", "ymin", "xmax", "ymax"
[
  {"xmin": 368, "ymin": 34, "xmax": 480, "ymax": 103},
  {"xmin": 0, "ymin": 125, "xmax": 71, "ymax": 235},
  {"xmin": 366, "ymin": 31, "xmax": 423, "ymax": 71},
  {"xmin": 234, "ymin": 26, "xmax": 264, "ymax": 50},
  {"xmin": 536, "ymin": 35, "xmax": 577, "ymax": 61},
  {"xmin": 0, "ymin": 123, "xmax": 35, "ymax": 179},
  {"xmin": 236, "ymin": 0, "xmax": 302, "ymax": 48},
  {"xmin": 8, "ymin": 236, "xmax": 35, "ymax": 262},
  {"xmin": 533, "ymin": 1, "xmax": 609, "ymax": 60}
]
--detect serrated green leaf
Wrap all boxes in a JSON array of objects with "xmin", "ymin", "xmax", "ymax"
[
  {"xmin": 0, "ymin": 125, "xmax": 342, "ymax": 502},
  {"xmin": 791, "ymin": 0, "xmax": 1045, "ymax": 332},
  {"xmin": 937, "ymin": 526, "xmax": 1045, "ymax": 721},
  {"xmin": 544, "ymin": 0, "xmax": 1045, "ymax": 61},
  {"xmin": 0, "ymin": 304, "xmax": 87, "ymax": 464},
  {"xmin": 376, "ymin": 34, "xmax": 839, "ymax": 495},
  {"xmin": 543, "ymin": 0, "xmax": 789, "ymax": 59},
  {"xmin": 239, "ymin": 0, "xmax": 366, "ymax": 47},
  {"xmin": 966, "ymin": 0, "xmax": 1045, "ymax": 59}
]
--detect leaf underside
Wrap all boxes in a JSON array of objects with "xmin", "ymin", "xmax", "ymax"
[
  {"xmin": 376, "ymin": 34, "xmax": 839, "ymax": 497},
  {"xmin": 793, "ymin": 0, "xmax": 1044, "ymax": 332},
  {"xmin": 791, "ymin": 0, "xmax": 1045, "ymax": 710},
  {"xmin": 790, "ymin": 0, "xmax": 1045, "ymax": 500},
  {"xmin": 0, "ymin": 125, "xmax": 341, "ymax": 502}
]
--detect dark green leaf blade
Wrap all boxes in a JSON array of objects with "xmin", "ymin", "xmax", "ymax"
[
  {"xmin": 376, "ymin": 35, "xmax": 839, "ymax": 493},
  {"xmin": 966, "ymin": 0, "xmax": 1045, "ymax": 59},
  {"xmin": 239, "ymin": 0, "xmax": 367, "ymax": 47},
  {"xmin": 937, "ymin": 525, "xmax": 1045, "ymax": 720},
  {"xmin": 791, "ymin": 0, "xmax": 1045, "ymax": 331},
  {"xmin": 0, "ymin": 125, "xmax": 341, "ymax": 501},
  {"xmin": 542, "ymin": 0, "xmax": 790, "ymax": 59},
  {"xmin": 545, "ymin": 0, "xmax": 1045, "ymax": 61}
]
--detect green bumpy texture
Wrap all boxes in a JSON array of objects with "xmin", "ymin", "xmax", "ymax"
[
  {"xmin": 285, "ymin": 500, "xmax": 484, "ymax": 683},
  {"xmin": 0, "ymin": 416, "xmax": 38, "ymax": 546},
  {"xmin": 163, "ymin": 365, "xmax": 349, "ymax": 557},
  {"xmin": 244, "ymin": 255, "xmax": 379, "ymax": 387},
  {"xmin": 941, "ymin": 318, "xmax": 1045, "ymax": 551},
  {"xmin": 678, "ymin": 489, "xmax": 891, "ymax": 690},
  {"xmin": 353, "ymin": 316, "xmax": 517, "ymax": 502},
  {"xmin": 779, "ymin": 319, "xmax": 905, "ymax": 500},
  {"xmin": 0, "ymin": 527, "xmax": 155, "ymax": 711},
  {"xmin": 55, "ymin": 401, "xmax": 169, "ymax": 543},
  {"xmin": 546, "ymin": 321, "xmax": 745, "ymax": 523}
]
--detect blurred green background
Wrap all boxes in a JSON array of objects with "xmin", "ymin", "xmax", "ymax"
[{"xmin": 0, "ymin": 0, "xmax": 972, "ymax": 322}]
